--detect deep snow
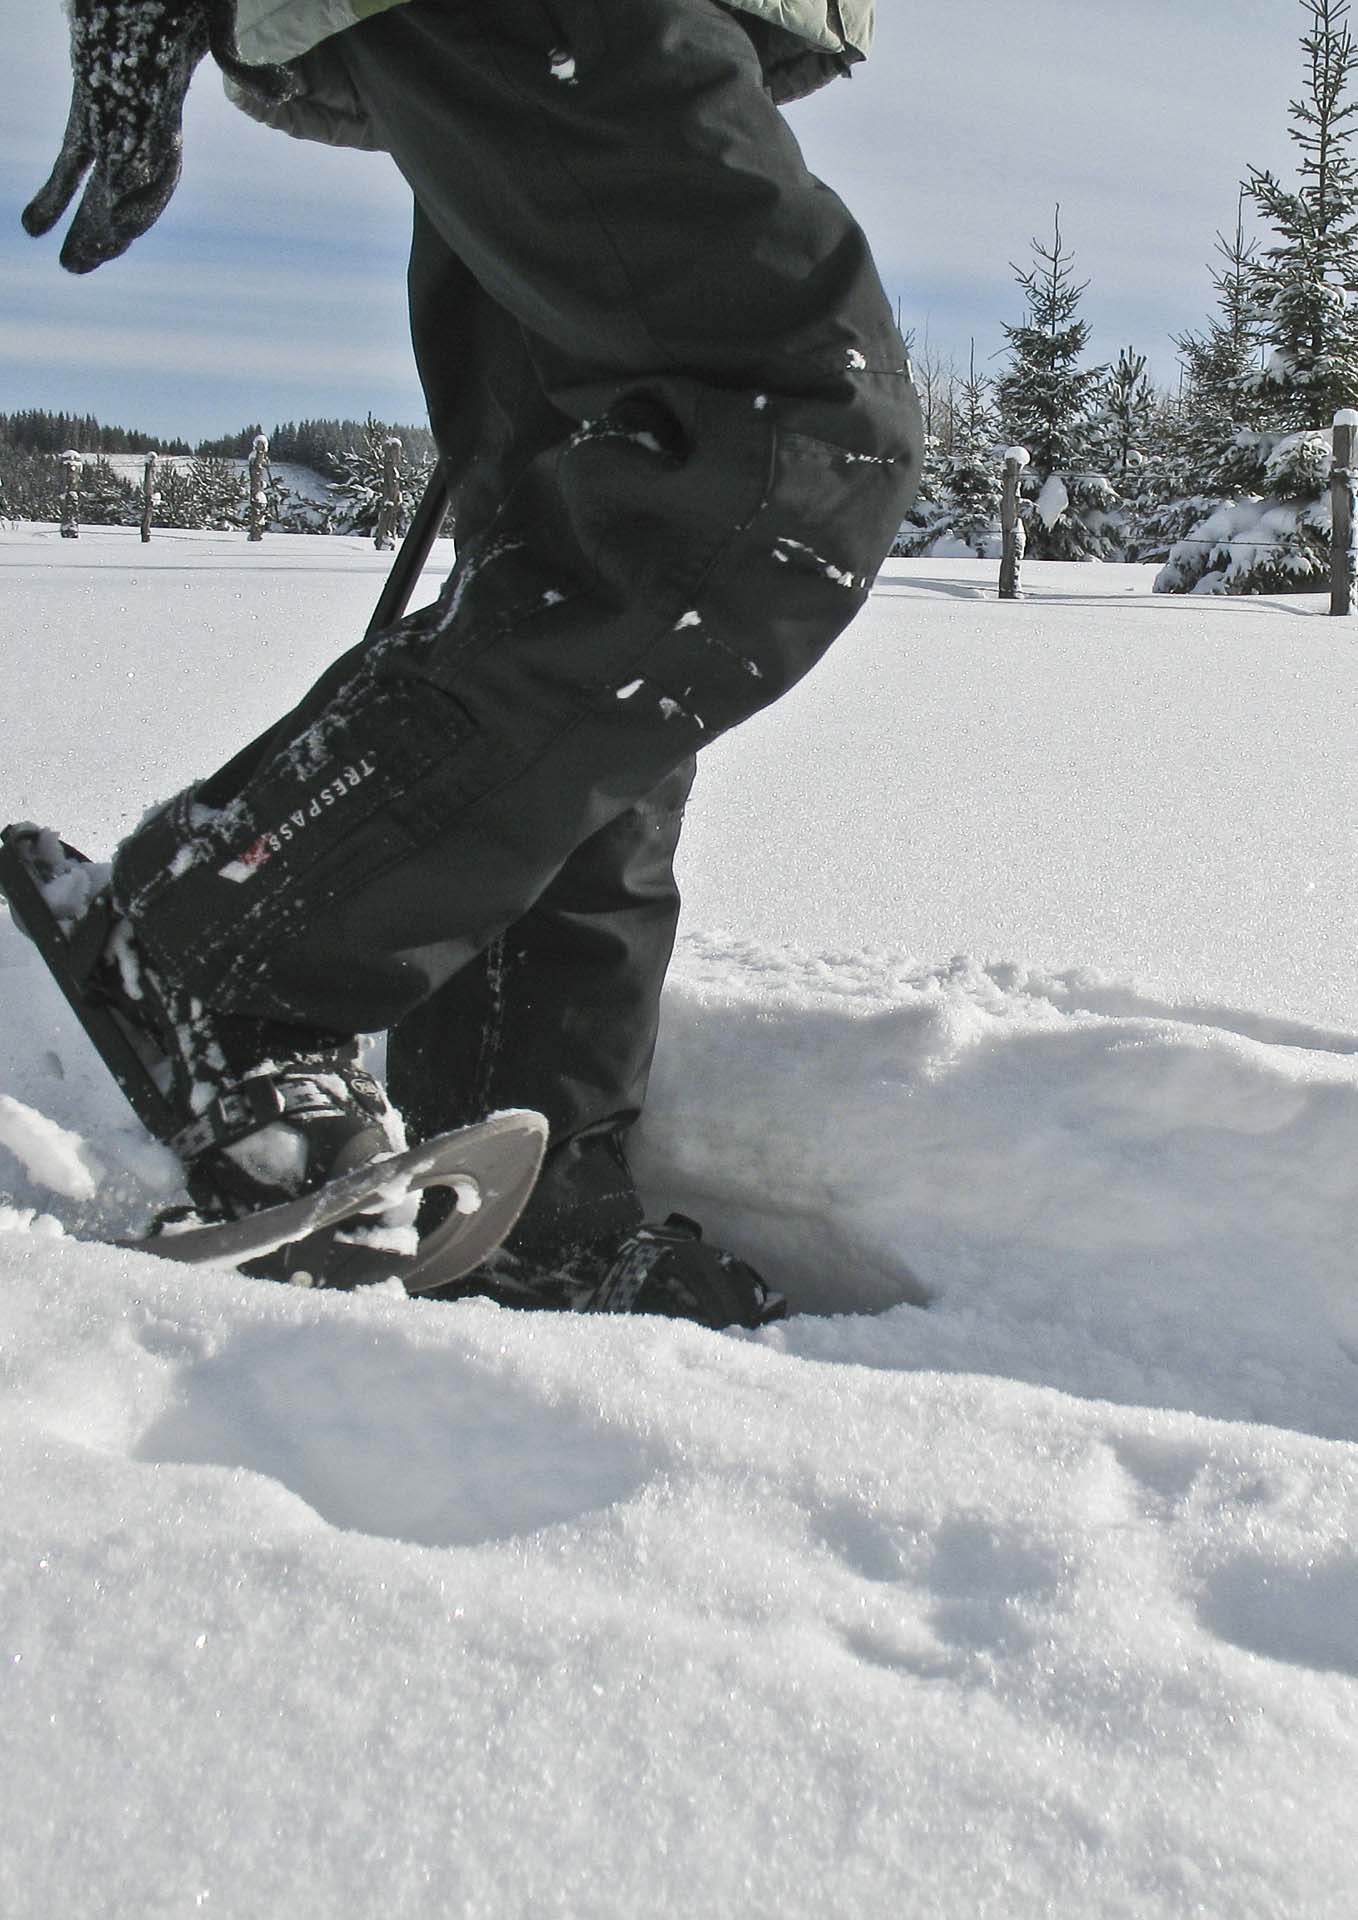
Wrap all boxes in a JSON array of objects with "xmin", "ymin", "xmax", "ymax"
[{"xmin": 1, "ymin": 527, "xmax": 1356, "ymax": 1918}]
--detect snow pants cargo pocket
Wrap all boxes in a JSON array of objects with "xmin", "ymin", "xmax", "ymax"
[
  {"xmin": 110, "ymin": 649, "xmax": 483, "ymax": 1010},
  {"xmin": 607, "ymin": 387, "xmax": 920, "ymax": 740}
]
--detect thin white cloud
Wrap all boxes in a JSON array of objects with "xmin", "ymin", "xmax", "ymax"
[
  {"xmin": 0, "ymin": 317, "xmax": 415, "ymax": 389},
  {"xmin": 6, "ymin": 249, "xmax": 410, "ymax": 323}
]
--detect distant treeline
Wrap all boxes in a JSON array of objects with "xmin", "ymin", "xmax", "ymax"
[
  {"xmin": 0, "ymin": 409, "xmax": 191, "ymax": 457},
  {"xmin": 195, "ymin": 417, "xmax": 438, "ymax": 467},
  {"xmin": 1, "ymin": 410, "xmax": 437, "ymax": 471}
]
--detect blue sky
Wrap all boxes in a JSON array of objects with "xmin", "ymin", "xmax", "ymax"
[{"xmin": 0, "ymin": 1, "xmax": 1316, "ymax": 442}]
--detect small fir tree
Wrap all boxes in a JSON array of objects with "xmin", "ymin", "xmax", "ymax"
[
  {"xmin": 326, "ymin": 414, "xmax": 432, "ymax": 539},
  {"xmin": 152, "ymin": 459, "xmax": 244, "ymax": 532},
  {"xmin": 995, "ymin": 207, "xmax": 1116, "ymax": 559},
  {"xmin": 189, "ymin": 457, "xmax": 246, "ymax": 532},
  {"xmin": 1141, "ymin": 201, "xmax": 1264, "ymax": 563},
  {"xmin": 1093, "ymin": 347, "xmax": 1155, "ymax": 487},
  {"xmin": 1159, "ymin": 0, "xmax": 1358, "ymax": 592},
  {"xmin": 154, "ymin": 463, "xmax": 198, "ymax": 529},
  {"xmin": 80, "ymin": 457, "xmax": 137, "ymax": 527},
  {"xmin": 896, "ymin": 349, "xmax": 1003, "ymax": 557},
  {"xmin": 0, "ymin": 450, "xmax": 65, "ymax": 522},
  {"xmin": 1155, "ymin": 428, "xmax": 1333, "ymax": 594},
  {"xmin": 1248, "ymin": 0, "xmax": 1358, "ymax": 425},
  {"xmin": 891, "ymin": 429, "xmax": 946, "ymax": 554},
  {"xmin": 1089, "ymin": 346, "xmax": 1158, "ymax": 555}
]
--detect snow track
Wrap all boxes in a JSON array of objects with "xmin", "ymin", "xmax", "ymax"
[{"xmin": 646, "ymin": 942, "xmax": 1358, "ymax": 1441}]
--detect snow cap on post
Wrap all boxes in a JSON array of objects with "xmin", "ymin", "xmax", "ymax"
[
  {"xmin": 1334, "ymin": 408, "xmax": 1358, "ymax": 428},
  {"xmin": 1005, "ymin": 447, "xmax": 1032, "ymax": 468}
]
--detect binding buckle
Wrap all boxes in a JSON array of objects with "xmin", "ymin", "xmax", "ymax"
[{"xmin": 171, "ymin": 1074, "xmax": 288, "ymax": 1163}]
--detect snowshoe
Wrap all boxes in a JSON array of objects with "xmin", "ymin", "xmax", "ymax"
[{"xmin": 0, "ymin": 823, "xmax": 546, "ymax": 1289}]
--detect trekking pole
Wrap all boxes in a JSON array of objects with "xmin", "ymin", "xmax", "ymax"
[{"xmin": 364, "ymin": 464, "xmax": 451, "ymax": 638}]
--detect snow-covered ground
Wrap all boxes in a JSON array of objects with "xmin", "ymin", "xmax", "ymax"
[{"xmin": 2, "ymin": 526, "xmax": 1356, "ymax": 1918}]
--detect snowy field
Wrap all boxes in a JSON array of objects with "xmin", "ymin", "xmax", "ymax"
[{"xmin": 2, "ymin": 525, "xmax": 1357, "ymax": 1918}]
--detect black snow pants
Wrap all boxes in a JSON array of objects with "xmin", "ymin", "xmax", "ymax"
[{"xmin": 110, "ymin": 0, "xmax": 921, "ymax": 1253}]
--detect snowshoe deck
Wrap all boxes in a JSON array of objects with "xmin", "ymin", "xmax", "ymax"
[
  {"xmin": 131, "ymin": 1113, "xmax": 547, "ymax": 1292},
  {"xmin": 1, "ymin": 822, "xmax": 547, "ymax": 1292}
]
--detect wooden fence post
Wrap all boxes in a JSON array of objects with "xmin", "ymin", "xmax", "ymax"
[
  {"xmin": 248, "ymin": 434, "xmax": 270, "ymax": 543},
  {"xmin": 999, "ymin": 447, "xmax": 1029, "ymax": 599},
  {"xmin": 60, "ymin": 450, "xmax": 82, "ymax": 540},
  {"xmin": 141, "ymin": 452, "xmax": 158, "ymax": 544},
  {"xmin": 1331, "ymin": 409, "xmax": 1357, "ymax": 615},
  {"xmin": 376, "ymin": 437, "xmax": 403, "ymax": 551}
]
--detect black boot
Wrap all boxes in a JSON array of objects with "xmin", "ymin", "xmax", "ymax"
[
  {"xmin": 425, "ymin": 1134, "xmax": 785, "ymax": 1329},
  {"xmin": 571, "ymin": 1213, "xmax": 787, "ymax": 1329},
  {"xmin": 13, "ymin": 828, "xmax": 408, "ymax": 1233}
]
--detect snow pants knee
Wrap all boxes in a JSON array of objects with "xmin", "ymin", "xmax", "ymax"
[{"xmin": 110, "ymin": 0, "xmax": 922, "ymax": 1066}]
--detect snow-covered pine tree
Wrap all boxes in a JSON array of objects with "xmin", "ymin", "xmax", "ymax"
[
  {"xmin": 1093, "ymin": 348, "xmax": 1155, "ymax": 485},
  {"xmin": 1088, "ymin": 347, "xmax": 1159, "ymax": 556},
  {"xmin": 1250, "ymin": 0, "xmax": 1358, "ymax": 423},
  {"xmin": 153, "ymin": 464, "xmax": 197, "ymax": 529},
  {"xmin": 940, "ymin": 358, "xmax": 1004, "ymax": 557},
  {"xmin": 995, "ymin": 208, "xmax": 1117, "ymax": 559},
  {"xmin": 270, "ymin": 482, "xmax": 339, "ymax": 535},
  {"xmin": 79, "ymin": 457, "xmax": 137, "ymax": 528},
  {"xmin": 1142, "ymin": 200, "xmax": 1262, "ymax": 566},
  {"xmin": 896, "ymin": 347, "xmax": 1003, "ymax": 557},
  {"xmin": 189, "ymin": 457, "xmax": 246, "ymax": 532},
  {"xmin": 891, "ymin": 429, "xmax": 946, "ymax": 554},
  {"xmin": 1123, "ymin": 384, "xmax": 1191, "ymax": 560},
  {"xmin": 150, "ymin": 458, "xmax": 244, "ymax": 531},
  {"xmin": 893, "ymin": 331, "xmax": 945, "ymax": 552},
  {"xmin": 0, "ymin": 450, "xmax": 64, "ymax": 523},
  {"xmin": 1154, "ymin": 427, "xmax": 1334, "ymax": 593},
  {"xmin": 1159, "ymin": 0, "xmax": 1358, "ymax": 592},
  {"xmin": 326, "ymin": 414, "xmax": 432, "ymax": 540}
]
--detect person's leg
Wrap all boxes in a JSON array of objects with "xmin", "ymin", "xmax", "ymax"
[
  {"xmin": 388, "ymin": 755, "xmax": 694, "ymax": 1241},
  {"xmin": 109, "ymin": 0, "xmax": 921, "ymax": 1043},
  {"xmin": 385, "ymin": 204, "xmax": 696, "ymax": 1256}
]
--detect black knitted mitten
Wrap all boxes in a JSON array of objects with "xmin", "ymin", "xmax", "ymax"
[{"xmin": 24, "ymin": 0, "xmax": 295, "ymax": 272}]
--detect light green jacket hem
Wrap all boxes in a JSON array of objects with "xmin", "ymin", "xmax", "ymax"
[{"xmin": 232, "ymin": 0, "xmax": 874, "ymax": 67}]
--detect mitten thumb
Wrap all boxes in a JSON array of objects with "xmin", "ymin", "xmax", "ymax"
[{"xmin": 22, "ymin": 98, "xmax": 93, "ymax": 238}]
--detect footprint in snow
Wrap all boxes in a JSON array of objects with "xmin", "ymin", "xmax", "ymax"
[{"xmin": 131, "ymin": 1318, "xmax": 655, "ymax": 1549}]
